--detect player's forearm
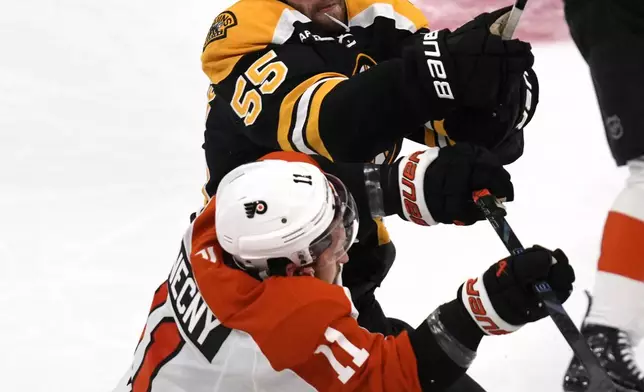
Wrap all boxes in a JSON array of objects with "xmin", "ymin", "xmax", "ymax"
[
  {"xmin": 317, "ymin": 59, "xmax": 436, "ymax": 162},
  {"xmin": 407, "ymin": 300, "xmax": 485, "ymax": 390},
  {"xmin": 311, "ymin": 157, "xmax": 401, "ymax": 224},
  {"xmin": 310, "ymin": 155, "xmax": 439, "ymax": 223}
]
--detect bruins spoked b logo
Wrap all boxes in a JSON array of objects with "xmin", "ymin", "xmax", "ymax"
[
  {"xmin": 204, "ymin": 11, "xmax": 238, "ymax": 48},
  {"xmin": 244, "ymin": 200, "xmax": 267, "ymax": 218}
]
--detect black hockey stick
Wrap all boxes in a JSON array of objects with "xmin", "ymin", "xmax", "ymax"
[{"xmin": 472, "ymin": 189, "xmax": 617, "ymax": 392}]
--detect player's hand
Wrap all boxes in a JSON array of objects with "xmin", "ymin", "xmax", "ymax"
[
  {"xmin": 404, "ymin": 6, "xmax": 533, "ymax": 120},
  {"xmin": 437, "ymin": 68, "xmax": 539, "ymax": 165},
  {"xmin": 459, "ymin": 246, "xmax": 575, "ymax": 335},
  {"xmin": 425, "ymin": 144, "xmax": 514, "ymax": 225},
  {"xmin": 390, "ymin": 144, "xmax": 513, "ymax": 226}
]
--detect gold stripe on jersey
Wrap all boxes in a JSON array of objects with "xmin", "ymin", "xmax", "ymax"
[
  {"xmin": 277, "ymin": 72, "xmax": 347, "ymax": 157},
  {"xmin": 433, "ymin": 119, "xmax": 448, "ymax": 136},
  {"xmin": 439, "ymin": 121, "xmax": 456, "ymax": 146},
  {"xmin": 374, "ymin": 217, "xmax": 391, "ymax": 245},
  {"xmin": 425, "ymin": 120, "xmax": 455, "ymax": 147},
  {"xmin": 201, "ymin": 0, "xmax": 307, "ymax": 85},
  {"xmin": 202, "ymin": 167, "xmax": 211, "ymax": 205},
  {"xmin": 346, "ymin": 0, "xmax": 429, "ymax": 31},
  {"xmin": 423, "ymin": 127, "xmax": 437, "ymax": 147},
  {"xmin": 304, "ymin": 78, "xmax": 346, "ymax": 161},
  {"xmin": 384, "ymin": 142, "xmax": 402, "ymax": 164}
]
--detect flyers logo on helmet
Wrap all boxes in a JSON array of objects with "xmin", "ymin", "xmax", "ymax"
[
  {"xmin": 244, "ymin": 200, "xmax": 268, "ymax": 218},
  {"xmin": 204, "ymin": 11, "xmax": 238, "ymax": 48}
]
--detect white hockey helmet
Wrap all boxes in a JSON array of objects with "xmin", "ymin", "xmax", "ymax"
[{"xmin": 215, "ymin": 159, "xmax": 359, "ymax": 275}]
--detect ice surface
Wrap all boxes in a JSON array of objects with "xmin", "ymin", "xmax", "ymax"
[{"xmin": 1, "ymin": 1, "xmax": 638, "ymax": 391}]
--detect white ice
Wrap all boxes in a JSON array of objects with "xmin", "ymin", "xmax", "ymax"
[{"xmin": 1, "ymin": 1, "xmax": 639, "ymax": 391}]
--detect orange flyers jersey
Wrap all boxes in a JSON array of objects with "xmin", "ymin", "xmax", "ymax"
[
  {"xmin": 114, "ymin": 191, "xmax": 423, "ymax": 392},
  {"xmin": 201, "ymin": 0, "xmax": 430, "ymax": 197}
]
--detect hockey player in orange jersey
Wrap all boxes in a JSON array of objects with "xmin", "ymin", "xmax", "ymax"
[
  {"xmin": 562, "ymin": 0, "xmax": 644, "ymax": 391},
  {"xmin": 115, "ymin": 152, "xmax": 575, "ymax": 392}
]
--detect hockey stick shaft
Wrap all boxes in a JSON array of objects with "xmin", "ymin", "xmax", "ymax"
[
  {"xmin": 501, "ymin": 0, "xmax": 528, "ymax": 40},
  {"xmin": 472, "ymin": 189, "xmax": 616, "ymax": 392},
  {"xmin": 490, "ymin": 6, "xmax": 615, "ymax": 391}
]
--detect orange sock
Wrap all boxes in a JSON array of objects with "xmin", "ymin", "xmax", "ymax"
[{"xmin": 597, "ymin": 211, "xmax": 644, "ymax": 282}]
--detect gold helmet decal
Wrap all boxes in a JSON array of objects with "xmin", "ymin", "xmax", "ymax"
[{"xmin": 204, "ymin": 11, "xmax": 238, "ymax": 48}]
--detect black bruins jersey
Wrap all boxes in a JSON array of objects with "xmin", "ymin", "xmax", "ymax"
[{"xmin": 200, "ymin": 0, "xmax": 455, "ymax": 196}]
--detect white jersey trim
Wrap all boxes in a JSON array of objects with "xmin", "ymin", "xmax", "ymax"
[
  {"xmin": 291, "ymin": 77, "xmax": 347, "ymax": 154},
  {"xmin": 349, "ymin": 3, "xmax": 418, "ymax": 33},
  {"xmin": 273, "ymin": 9, "xmax": 310, "ymax": 45}
]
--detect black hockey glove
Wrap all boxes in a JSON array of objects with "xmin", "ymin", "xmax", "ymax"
[
  {"xmin": 404, "ymin": 6, "xmax": 534, "ymax": 121},
  {"xmin": 438, "ymin": 68, "xmax": 540, "ymax": 165},
  {"xmin": 383, "ymin": 144, "xmax": 513, "ymax": 226},
  {"xmin": 459, "ymin": 246, "xmax": 575, "ymax": 334}
]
